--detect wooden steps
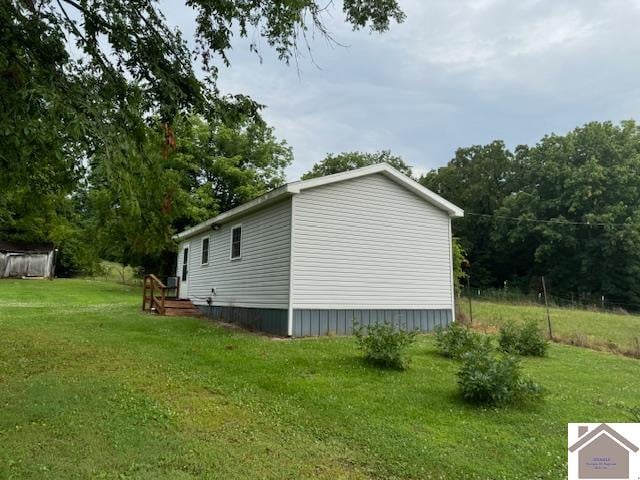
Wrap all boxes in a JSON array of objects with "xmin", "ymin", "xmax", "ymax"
[
  {"xmin": 161, "ymin": 299, "xmax": 201, "ymax": 317},
  {"xmin": 142, "ymin": 274, "xmax": 200, "ymax": 317}
]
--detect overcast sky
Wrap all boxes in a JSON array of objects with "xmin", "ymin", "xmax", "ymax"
[{"xmin": 169, "ymin": 0, "xmax": 640, "ymax": 179}]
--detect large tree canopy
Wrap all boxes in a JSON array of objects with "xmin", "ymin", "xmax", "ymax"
[
  {"xmin": 173, "ymin": 116, "xmax": 293, "ymax": 222},
  {"xmin": 422, "ymin": 121, "xmax": 640, "ymax": 307},
  {"xmin": 420, "ymin": 141, "xmax": 517, "ymax": 286},
  {"xmin": 84, "ymin": 115, "xmax": 292, "ymax": 274},
  {"xmin": 1, "ymin": 0, "xmax": 404, "ymax": 272},
  {"xmin": 5, "ymin": 0, "xmax": 404, "ymax": 129}
]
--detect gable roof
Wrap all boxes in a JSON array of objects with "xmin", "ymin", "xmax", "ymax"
[
  {"xmin": 569, "ymin": 424, "xmax": 639, "ymax": 453},
  {"xmin": 173, "ymin": 163, "xmax": 464, "ymax": 241}
]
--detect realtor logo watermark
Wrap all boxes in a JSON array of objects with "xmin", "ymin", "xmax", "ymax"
[{"xmin": 568, "ymin": 423, "xmax": 640, "ymax": 479}]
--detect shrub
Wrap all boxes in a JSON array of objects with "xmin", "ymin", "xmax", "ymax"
[
  {"xmin": 497, "ymin": 321, "xmax": 520, "ymax": 354},
  {"xmin": 457, "ymin": 348, "xmax": 545, "ymax": 406},
  {"xmin": 518, "ymin": 320, "xmax": 549, "ymax": 356},
  {"xmin": 498, "ymin": 320, "xmax": 548, "ymax": 357},
  {"xmin": 354, "ymin": 321, "xmax": 417, "ymax": 369},
  {"xmin": 435, "ymin": 322, "xmax": 492, "ymax": 359}
]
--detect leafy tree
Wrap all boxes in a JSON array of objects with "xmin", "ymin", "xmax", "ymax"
[
  {"xmin": 420, "ymin": 141, "xmax": 517, "ymax": 286},
  {"xmin": 86, "ymin": 115, "xmax": 291, "ymax": 274},
  {"xmin": 493, "ymin": 121, "xmax": 640, "ymax": 305},
  {"xmin": 424, "ymin": 121, "xmax": 640, "ymax": 308},
  {"xmin": 6, "ymin": 0, "xmax": 405, "ymax": 128},
  {"xmin": 302, "ymin": 150, "xmax": 413, "ymax": 179},
  {"xmin": 86, "ymin": 119, "xmax": 187, "ymax": 272},
  {"xmin": 173, "ymin": 116, "xmax": 293, "ymax": 226},
  {"xmin": 1, "ymin": 3, "xmax": 88, "ymax": 244},
  {"xmin": 2, "ymin": 0, "xmax": 403, "ymax": 271},
  {"xmin": 451, "ymin": 238, "xmax": 468, "ymax": 295}
]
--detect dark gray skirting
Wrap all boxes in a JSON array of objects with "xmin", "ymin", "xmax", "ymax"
[
  {"xmin": 292, "ymin": 308, "xmax": 452, "ymax": 337},
  {"xmin": 197, "ymin": 305, "xmax": 288, "ymax": 336},
  {"xmin": 196, "ymin": 305, "xmax": 452, "ymax": 338}
]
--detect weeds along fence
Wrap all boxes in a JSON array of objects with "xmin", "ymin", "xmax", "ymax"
[
  {"xmin": 459, "ymin": 285, "xmax": 639, "ymax": 315},
  {"xmin": 457, "ymin": 279, "xmax": 640, "ymax": 359}
]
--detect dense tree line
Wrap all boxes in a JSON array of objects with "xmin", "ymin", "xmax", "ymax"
[{"xmin": 421, "ymin": 121, "xmax": 640, "ymax": 308}]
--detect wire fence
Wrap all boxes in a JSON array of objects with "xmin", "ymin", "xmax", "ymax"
[
  {"xmin": 459, "ymin": 285, "xmax": 640, "ymax": 315},
  {"xmin": 458, "ymin": 277, "xmax": 640, "ymax": 359}
]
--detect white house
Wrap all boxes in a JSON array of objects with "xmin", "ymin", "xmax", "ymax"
[{"xmin": 172, "ymin": 163, "xmax": 463, "ymax": 337}]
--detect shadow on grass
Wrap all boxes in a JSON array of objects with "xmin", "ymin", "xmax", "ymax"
[
  {"xmin": 442, "ymin": 388, "xmax": 548, "ymax": 416},
  {"xmin": 336, "ymin": 354, "xmax": 414, "ymax": 375}
]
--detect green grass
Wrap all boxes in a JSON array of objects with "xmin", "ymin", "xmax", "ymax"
[
  {"xmin": 1, "ymin": 279, "xmax": 639, "ymax": 479},
  {"xmin": 459, "ymin": 299, "xmax": 640, "ymax": 353},
  {"xmin": 81, "ymin": 261, "xmax": 142, "ymax": 286}
]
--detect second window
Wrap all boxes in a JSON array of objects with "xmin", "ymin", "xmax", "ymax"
[{"xmin": 231, "ymin": 226, "xmax": 242, "ymax": 259}]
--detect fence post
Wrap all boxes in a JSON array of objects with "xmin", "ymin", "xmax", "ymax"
[
  {"xmin": 466, "ymin": 275, "xmax": 473, "ymax": 324},
  {"xmin": 467, "ymin": 277, "xmax": 473, "ymax": 324},
  {"xmin": 541, "ymin": 276, "xmax": 553, "ymax": 340}
]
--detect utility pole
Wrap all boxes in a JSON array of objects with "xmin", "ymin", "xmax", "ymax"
[{"xmin": 541, "ymin": 276, "xmax": 552, "ymax": 340}]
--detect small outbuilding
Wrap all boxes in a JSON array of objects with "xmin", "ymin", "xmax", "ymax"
[
  {"xmin": 172, "ymin": 163, "xmax": 464, "ymax": 337},
  {"xmin": 0, "ymin": 241, "xmax": 56, "ymax": 279}
]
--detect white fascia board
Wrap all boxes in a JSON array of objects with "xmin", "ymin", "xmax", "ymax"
[
  {"xmin": 290, "ymin": 163, "xmax": 464, "ymax": 218},
  {"xmin": 172, "ymin": 185, "xmax": 294, "ymax": 241},
  {"xmin": 286, "ymin": 163, "xmax": 388, "ymax": 192},
  {"xmin": 173, "ymin": 162, "xmax": 464, "ymax": 242},
  {"xmin": 379, "ymin": 167, "xmax": 464, "ymax": 218}
]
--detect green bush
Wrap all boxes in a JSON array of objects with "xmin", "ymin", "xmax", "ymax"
[
  {"xmin": 434, "ymin": 322, "xmax": 492, "ymax": 359},
  {"xmin": 518, "ymin": 320, "xmax": 549, "ymax": 356},
  {"xmin": 354, "ymin": 321, "xmax": 417, "ymax": 370},
  {"xmin": 457, "ymin": 348, "xmax": 545, "ymax": 406},
  {"xmin": 497, "ymin": 321, "xmax": 520, "ymax": 354},
  {"xmin": 498, "ymin": 320, "xmax": 548, "ymax": 357}
]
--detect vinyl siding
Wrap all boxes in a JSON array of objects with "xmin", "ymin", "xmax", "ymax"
[
  {"xmin": 291, "ymin": 173, "xmax": 454, "ymax": 310},
  {"xmin": 178, "ymin": 199, "xmax": 291, "ymax": 309}
]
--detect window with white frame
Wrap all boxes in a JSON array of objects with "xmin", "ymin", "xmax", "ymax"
[
  {"xmin": 201, "ymin": 236, "xmax": 209, "ymax": 265},
  {"xmin": 230, "ymin": 225, "xmax": 242, "ymax": 259}
]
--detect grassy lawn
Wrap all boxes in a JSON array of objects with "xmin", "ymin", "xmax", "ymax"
[
  {"xmin": 1, "ymin": 280, "xmax": 639, "ymax": 479},
  {"xmin": 458, "ymin": 300, "xmax": 640, "ymax": 353}
]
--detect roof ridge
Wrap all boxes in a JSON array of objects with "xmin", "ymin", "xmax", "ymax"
[{"xmin": 173, "ymin": 162, "xmax": 463, "ymax": 241}]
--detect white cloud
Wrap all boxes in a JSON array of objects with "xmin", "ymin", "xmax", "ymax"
[
  {"xmin": 507, "ymin": 10, "xmax": 597, "ymax": 56},
  {"xmin": 166, "ymin": 0, "xmax": 640, "ymax": 177}
]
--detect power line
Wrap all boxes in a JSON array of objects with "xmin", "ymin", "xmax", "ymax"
[{"xmin": 465, "ymin": 212, "xmax": 635, "ymax": 228}]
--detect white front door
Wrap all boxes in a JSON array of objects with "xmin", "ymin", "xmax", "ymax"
[{"xmin": 180, "ymin": 244, "xmax": 190, "ymax": 298}]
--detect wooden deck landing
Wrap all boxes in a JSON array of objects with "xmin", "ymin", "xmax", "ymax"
[{"xmin": 162, "ymin": 299, "xmax": 201, "ymax": 317}]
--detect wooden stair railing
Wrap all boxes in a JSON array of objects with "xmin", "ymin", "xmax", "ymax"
[{"xmin": 142, "ymin": 274, "xmax": 170, "ymax": 315}]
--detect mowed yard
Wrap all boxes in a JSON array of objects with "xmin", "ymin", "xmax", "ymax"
[{"xmin": 1, "ymin": 281, "xmax": 640, "ymax": 479}]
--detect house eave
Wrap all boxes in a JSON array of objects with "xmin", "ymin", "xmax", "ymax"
[
  {"xmin": 172, "ymin": 186, "xmax": 295, "ymax": 241},
  {"xmin": 172, "ymin": 162, "xmax": 464, "ymax": 242},
  {"xmin": 288, "ymin": 163, "xmax": 464, "ymax": 217}
]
